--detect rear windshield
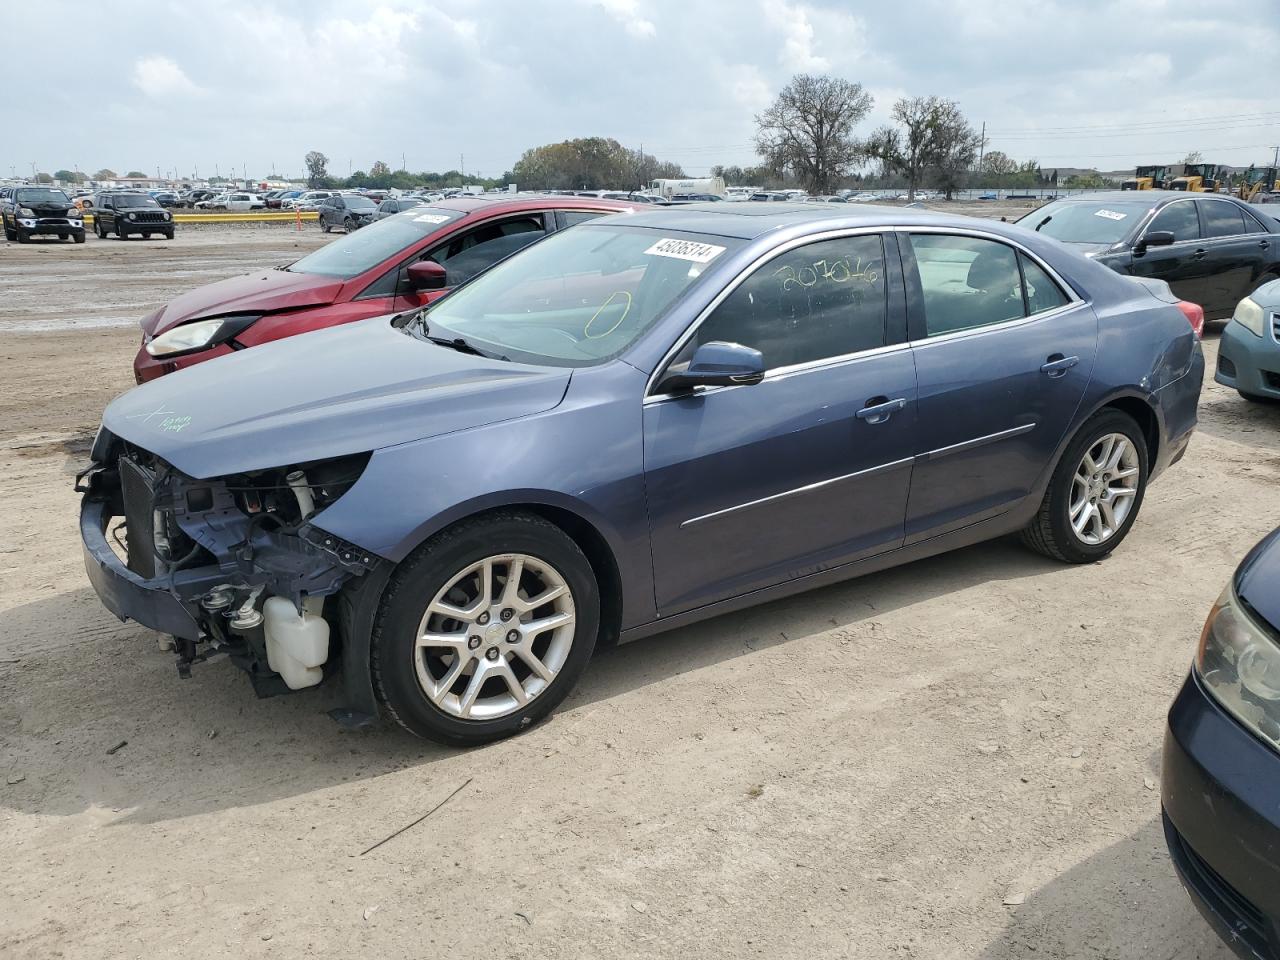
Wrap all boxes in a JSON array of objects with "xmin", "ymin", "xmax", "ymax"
[
  {"xmin": 15, "ymin": 188, "xmax": 71, "ymax": 204},
  {"xmin": 286, "ymin": 206, "xmax": 465, "ymax": 279},
  {"xmin": 1015, "ymin": 200, "xmax": 1152, "ymax": 244}
]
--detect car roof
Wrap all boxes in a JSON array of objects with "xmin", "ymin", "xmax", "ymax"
[
  {"xmin": 1047, "ymin": 190, "xmax": 1237, "ymax": 204},
  {"xmin": 599, "ymin": 200, "xmax": 988, "ymax": 240},
  {"xmin": 428, "ymin": 194, "xmax": 642, "ymax": 216}
]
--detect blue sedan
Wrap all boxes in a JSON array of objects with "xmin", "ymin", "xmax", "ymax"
[
  {"xmin": 1216, "ymin": 278, "xmax": 1280, "ymax": 403},
  {"xmin": 78, "ymin": 203, "xmax": 1204, "ymax": 744}
]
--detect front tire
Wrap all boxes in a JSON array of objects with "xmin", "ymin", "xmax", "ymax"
[
  {"xmin": 1239, "ymin": 390, "xmax": 1275, "ymax": 404},
  {"xmin": 1021, "ymin": 410, "xmax": 1149, "ymax": 563},
  {"xmin": 372, "ymin": 512, "xmax": 600, "ymax": 746},
  {"xmin": 320, "ymin": 218, "xmax": 330, "ymax": 233},
  {"xmin": 344, "ymin": 216, "xmax": 355, "ymax": 232}
]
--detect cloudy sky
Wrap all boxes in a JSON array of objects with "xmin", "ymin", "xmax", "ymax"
[{"xmin": 3, "ymin": 0, "xmax": 1278, "ymax": 181}]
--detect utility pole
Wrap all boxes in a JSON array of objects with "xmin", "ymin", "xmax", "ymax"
[
  {"xmin": 461, "ymin": 153, "xmax": 465, "ymax": 180},
  {"xmin": 977, "ymin": 121, "xmax": 986, "ymax": 173},
  {"xmin": 401, "ymin": 152, "xmax": 406, "ymax": 172}
]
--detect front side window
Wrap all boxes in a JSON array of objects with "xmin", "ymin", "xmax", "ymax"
[
  {"xmin": 1146, "ymin": 201, "xmax": 1199, "ymax": 242},
  {"xmin": 683, "ymin": 235, "xmax": 886, "ymax": 369},
  {"xmin": 425, "ymin": 225, "xmax": 743, "ymax": 366},
  {"xmin": 559, "ymin": 210, "xmax": 609, "ymax": 228},
  {"xmin": 426, "ymin": 216, "xmax": 547, "ymax": 286},
  {"xmin": 909, "ymin": 234, "xmax": 1025, "ymax": 336},
  {"xmin": 1199, "ymin": 201, "xmax": 1246, "ymax": 238}
]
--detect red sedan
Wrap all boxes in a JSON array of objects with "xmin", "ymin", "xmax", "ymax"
[{"xmin": 134, "ymin": 195, "xmax": 640, "ymax": 382}]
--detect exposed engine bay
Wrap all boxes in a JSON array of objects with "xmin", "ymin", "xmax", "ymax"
[{"xmin": 78, "ymin": 429, "xmax": 380, "ymax": 697}]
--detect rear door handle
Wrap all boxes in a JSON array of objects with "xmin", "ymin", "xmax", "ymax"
[
  {"xmin": 1260, "ymin": 239, "xmax": 1271, "ymax": 249},
  {"xmin": 1041, "ymin": 355, "xmax": 1079, "ymax": 378},
  {"xmin": 856, "ymin": 396, "xmax": 907, "ymax": 424},
  {"xmin": 1192, "ymin": 248, "xmax": 1207, "ymax": 261}
]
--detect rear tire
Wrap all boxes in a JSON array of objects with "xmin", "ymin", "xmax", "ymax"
[
  {"xmin": 1020, "ymin": 410, "xmax": 1149, "ymax": 564},
  {"xmin": 371, "ymin": 511, "xmax": 600, "ymax": 746},
  {"xmin": 320, "ymin": 219, "xmax": 330, "ymax": 233}
]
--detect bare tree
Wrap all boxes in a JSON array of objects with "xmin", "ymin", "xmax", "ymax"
[
  {"xmin": 304, "ymin": 151, "xmax": 330, "ymax": 188},
  {"xmin": 866, "ymin": 96, "xmax": 981, "ymax": 201},
  {"xmin": 754, "ymin": 74, "xmax": 873, "ymax": 194}
]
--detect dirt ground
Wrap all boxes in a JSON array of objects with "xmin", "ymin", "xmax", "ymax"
[{"xmin": 2, "ymin": 220, "xmax": 1276, "ymax": 960}]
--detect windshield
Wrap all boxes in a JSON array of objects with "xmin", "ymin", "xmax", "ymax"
[
  {"xmin": 286, "ymin": 206, "xmax": 465, "ymax": 278},
  {"xmin": 1015, "ymin": 200, "xmax": 1151, "ymax": 244},
  {"xmin": 15, "ymin": 188, "xmax": 71, "ymax": 204},
  {"xmin": 424, "ymin": 225, "xmax": 743, "ymax": 366},
  {"xmin": 114, "ymin": 194, "xmax": 160, "ymax": 209},
  {"xmin": 344, "ymin": 196, "xmax": 377, "ymax": 211}
]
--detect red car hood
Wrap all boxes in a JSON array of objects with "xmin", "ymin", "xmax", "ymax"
[{"xmin": 144, "ymin": 268, "xmax": 346, "ymax": 336}]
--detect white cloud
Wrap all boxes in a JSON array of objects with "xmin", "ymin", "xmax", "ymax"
[
  {"xmin": 595, "ymin": 0, "xmax": 657, "ymax": 38},
  {"xmin": 131, "ymin": 56, "xmax": 203, "ymax": 98},
  {"xmin": 761, "ymin": 0, "xmax": 828, "ymax": 71}
]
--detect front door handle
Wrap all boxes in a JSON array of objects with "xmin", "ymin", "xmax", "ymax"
[
  {"xmin": 1192, "ymin": 248, "xmax": 1207, "ymax": 261},
  {"xmin": 856, "ymin": 396, "xmax": 907, "ymax": 424},
  {"xmin": 1041, "ymin": 354, "xmax": 1079, "ymax": 378},
  {"xmin": 1260, "ymin": 239, "xmax": 1271, "ymax": 249}
]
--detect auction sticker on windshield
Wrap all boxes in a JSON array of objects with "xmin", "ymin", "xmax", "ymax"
[
  {"xmin": 414, "ymin": 213, "xmax": 453, "ymax": 224},
  {"xmin": 644, "ymin": 238, "xmax": 726, "ymax": 263},
  {"xmin": 1094, "ymin": 209, "xmax": 1128, "ymax": 221}
]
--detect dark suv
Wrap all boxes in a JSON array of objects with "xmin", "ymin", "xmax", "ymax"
[
  {"xmin": 93, "ymin": 192, "xmax": 175, "ymax": 240},
  {"xmin": 1, "ymin": 186, "xmax": 85, "ymax": 243},
  {"xmin": 318, "ymin": 193, "xmax": 379, "ymax": 233}
]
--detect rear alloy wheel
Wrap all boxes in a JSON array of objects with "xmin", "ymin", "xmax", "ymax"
[
  {"xmin": 372, "ymin": 512, "xmax": 599, "ymax": 746},
  {"xmin": 1021, "ymin": 410, "xmax": 1148, "ymax": 563},
  {"xmin": 320, "ymin": 218, "xmax": 330, "ymax": 233}
]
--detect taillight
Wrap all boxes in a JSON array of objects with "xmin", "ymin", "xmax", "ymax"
[{"xmin": 1176, "ymin": 300, "xmax": 1204, "ymax": 338}]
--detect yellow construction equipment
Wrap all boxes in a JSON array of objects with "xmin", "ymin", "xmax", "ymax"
[
  {"xmin": 1121, "ymin": 165, "xmax": 1170, "ymax": 190},
  {"xmin": 1237, "ymin": 166, "xmax": 1280, "ymax": 202},
  {"xmin": 1169, "ymin": 163, "xmax": 1223, "ymax": 192}
]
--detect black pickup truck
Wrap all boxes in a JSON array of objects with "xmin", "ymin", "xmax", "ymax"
[{"xmin": 0, "ymin": 185, "xmax": 85, "ymax": 243}]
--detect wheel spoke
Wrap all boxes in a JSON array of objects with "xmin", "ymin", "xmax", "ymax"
[
  {"xmin": 515, "ymin": 647, "xmax": 555, "ymax": 683},
  {"xmin": 1080, "ymin": 452, "xmax": 1098, "ymax": 474},
  {"xmin": 500, "ymin": 557, "xmax": 525, "ymax": 607},
  {"xmin": 515, "ymin": 583, "xmax": 567, "ymax": 613},
  {"xmin": 522, "ymin": 611, "xmax": 574, "ymax": 637},
  {"xmin": 428, "ymin": 598, "xmax": 472, "ymax": 621},
  {"xmin": 1104, "ymin": 438, "xmax": 1128, "ymax": 471},
  {"xmin": 1095, "ymin": 437, "xmax": 1115, "ymax": 472},
  {"xmin": 1069, "ymin": 495, "xmax": 1090, "ymax": 521},
  {"xmin": 417, "ymin": 630, "xmax": 470, "ymax": 653},
  {"xmin": 1098, "ymin": 498, "xmax": 1117, "ymax": 532},
  {"xmin": 1111, "ymin": 466, "xmax": 1139, "ymax": 481},
  {"xmin": 458, "ymin": 662, "xmax": 490, "ymax": 718},
  {"xmin": 492, "ymin": 659, "xmax": 529, "ymax": 706},
  {"xmin": 430, "ymin": 655, "xmax": 469, "ymax": 704},
  {"xmin": 1073, "ymin": 503, "xmax": 1094, "ymax": 536}
]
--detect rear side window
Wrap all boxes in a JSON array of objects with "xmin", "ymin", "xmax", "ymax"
[
  {"xmin": 1146, "ymin": 201, "xmax": 1199, "ymax": 241},
  {"xmin": 909, "ymin": 235, "xmax": 1024, "ymax": 336},
  {"xmin": 688, "ymin": 234, "xmax": 886, "ymax": 370},
  {"xmin": 1199, "ymin": 201, "xmax": 1247, "ymax": 238},
  {"xmin": 1019, "ymin": 253, "xmax": 1070, "ymax": 315}
]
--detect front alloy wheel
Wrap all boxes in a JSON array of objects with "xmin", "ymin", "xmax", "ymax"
[
  {"xmin": 415, "ymin": 554, "xmax": 575, "ymax": 720},
  {"xmin": 372, "ymin": 512, "xmax": 599, "ymax": 745}
]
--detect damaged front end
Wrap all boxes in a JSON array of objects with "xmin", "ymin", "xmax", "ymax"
[{"xmin": 78, "ymin": 427, "xmax": 382, "ymax": 705}]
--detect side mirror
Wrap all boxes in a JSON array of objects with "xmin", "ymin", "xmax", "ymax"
[
  {"xmin": 657, "ymin": 341, "xmax": 766, "ymax": 394},
  {"xmin": 406, "ymin": 260, "xmax": 448, "ymax": 290},
  {"xmin": 1136, "ymin": 230, "xmax": 1175, "ymax": 253}
]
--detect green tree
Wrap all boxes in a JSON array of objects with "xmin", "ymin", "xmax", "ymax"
[
  {"xmin": 753, "ymin": 74, "xmax": 873, "ymax": 194},
  {"xmin": 94, "ymin": 168, "xmax": 117, "ymax": 180},
  {"xmin": 511, "ymin": 137, "xmax": 683, "ymax": 191},
  {"xmin": 125, "ymin": 170, "xmax": 147, "ymax": 178},
  {"xmin": 54, "ymin": 169, "xmax": 85, "ymax": 185},
  {"xmin": 979, "ymin": 151, "xmax": 1017, "ymax": 177},
  {"xmin": 34, "ymin": 172, "xmax": 54, "ymax": 184}
]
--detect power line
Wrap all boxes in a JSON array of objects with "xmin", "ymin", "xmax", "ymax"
[{"xmin": 983, "ymin": 110, "xmax": 1280, "ymax": 135}]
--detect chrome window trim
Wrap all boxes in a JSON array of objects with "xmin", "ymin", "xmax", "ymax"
[
  {"xmin": 644, "ymin": 225, "xmax": 892, "ymax": 402},
  {"xmin": 645, "ymin": 222, "xmax": 1089, "ymax": 401},
  {"xmin": 681, "ymin": 456, "xmax": 915, "ymax": 528}
]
